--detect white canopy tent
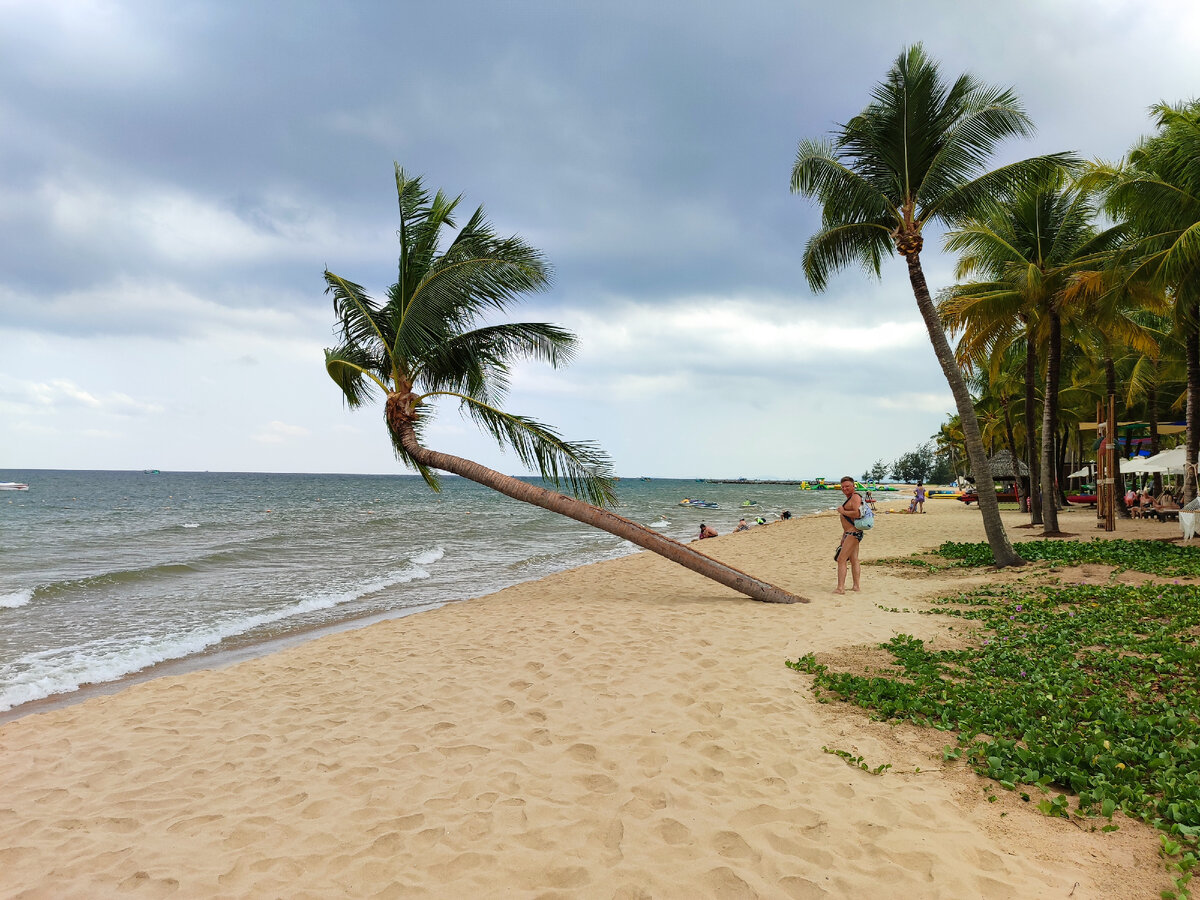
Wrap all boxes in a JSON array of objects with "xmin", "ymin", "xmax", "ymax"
[{"xmin": 1067, "ymin": 465, "xmax": 1093, "ymax": 479}]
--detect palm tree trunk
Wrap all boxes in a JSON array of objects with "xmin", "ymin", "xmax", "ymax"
[
  {"xmin": 1023, "ymin": 326, "xmax": 1043, "ymax": 524},
  {"xmin": 1187, "ymin": 308, "xmax": 1200, "ymax": 503},
  {"xmin": 1149, "ymin": 380, "xmax": 1163, "ymax": 496},
  {"xmin": 1001, "ymin": 397, "xmax": 1024, "ymax": 512},
  {"xmin": 1106, "ymin": 356, "xmax": 1131, "ymax": 518},
  {"xmin": 394, "ymin": 422, "xmax": 806, "ymax": 604},
  {"xmin": 906, "ymin": 253, "xmax": 1023, "ymax": 567},
  {"xmin": 1040, "ymin": 311, "xmax": 1062, "ymax": 533}
]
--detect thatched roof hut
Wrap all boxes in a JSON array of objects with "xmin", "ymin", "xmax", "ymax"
[{"xmin": 981, "ymin": 448, "xmax": 1029, "ymax": 480}]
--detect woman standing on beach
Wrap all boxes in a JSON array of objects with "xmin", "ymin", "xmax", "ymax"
[{"xmin": 835, "ymin": 475, "xmax": 864, "ymax": 594}]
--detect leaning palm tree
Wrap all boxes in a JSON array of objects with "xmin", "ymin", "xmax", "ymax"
[
  {"xmin": 790, "ymin": 44, "xmax": 1075, "ymax": 566},
  {"xmin": 324, "ymin": 166, "xmax": 802, "ymax": 604}
]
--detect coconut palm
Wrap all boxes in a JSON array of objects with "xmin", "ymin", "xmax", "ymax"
[
  {"xmin": 790, "ymin": 44, "xmax": 1075, "ymax": 565},
  {"xmin": 324, "ymin": 166, "xmax": 802, "ymax": 604},
  {"xmin": 1097, "ymin": 101, "xmax": 1200, "ymax": 500},
  {"xmin": 942, "ymin": 171, "xmax": 1130, "ymax": 533},
  {"xmin": 1124, "ymin": 310, "xmax": 1184, "ymax": 495},
  {"xmin": 939, "ymin": 288, "xmax": 1043, "ymax": 525}
]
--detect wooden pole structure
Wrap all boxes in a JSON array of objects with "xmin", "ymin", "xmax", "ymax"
[
  {"xmin": 1105, "ymin": 396, "xmax": 1117, "ymax": 531},
  {"xmin": 1096, "ymin": 402, "xmax": 1105, "ymax": 527}
]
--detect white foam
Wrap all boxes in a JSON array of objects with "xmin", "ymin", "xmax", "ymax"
[
  {"xmin": 648, "ymin": 519, "xmax": 671, "ymax": 529},
  {"xmin": 0, "ymin": 566, "xmax": 433, "ymax": 712},
  {"xmin": 410, "ymin": 547, "xmax": 445, "ymax": 566},
  {"xmin": 0, "ymin": 589, "xmax": 33, "ymax": 609},
  {"xmin": 181, "ymin": 523, "xmax": 200, "ymax": 528}
]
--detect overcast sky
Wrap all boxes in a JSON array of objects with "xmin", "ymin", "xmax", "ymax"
[{"xmin": 2, "ymin": 0, "xmax": 1198, "ymax": 480}]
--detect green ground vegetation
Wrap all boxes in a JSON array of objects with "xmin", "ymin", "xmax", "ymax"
[
  {"xmin": 883, "ymin": 538, "xmax": 1200, "ymax": 577},
  {"xmin": 790, "ymin": 539, "xmax": 1200, "ymax": 897}
]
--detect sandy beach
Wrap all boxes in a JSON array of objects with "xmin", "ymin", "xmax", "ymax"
[{"xmin": 0, "ymin": 499, "xmax": 1180, "ymax": 898}]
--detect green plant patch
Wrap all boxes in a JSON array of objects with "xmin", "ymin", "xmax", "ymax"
[
  {"xmin": 788, "ymin": 580, "xmax": 1200, "ymax": 876},
  {"xmin": 938, "ymin": 538, "xmax": 1200, "ymax": 576}
]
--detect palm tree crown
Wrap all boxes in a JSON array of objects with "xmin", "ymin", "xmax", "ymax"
[
  {"xmin": 792, "ymin": 43, "xmax": 1076, "ymax": 286},
  {"xmin": 324, "ymin": 165, "xmax": 615, "ymax": 506}
]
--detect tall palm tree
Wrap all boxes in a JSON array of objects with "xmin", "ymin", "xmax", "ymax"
[
  {"xmin": 324, "ymin": 166, "xmax": 802, "ymax": 604},
  {"xmin": 1125, "ymin": 310, "xmax": 1183, "ymax": 495},
  {"xmin": 791, "ymin": 44, "xmax": 1074, "ymax": 565},
  {"xmin": 1097, "ymin": 101, "xmax": 1200, "ymax": 500},
  {"xmin": 942, "ymin": 171, "xmax": 1129, "ymax": 533},
  {"xmin": 939, "ymin": 287, "xmax": 1043, "ymax": 525}
]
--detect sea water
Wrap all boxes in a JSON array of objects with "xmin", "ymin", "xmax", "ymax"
[{"xmin": 0, "ymin": 469, "xmax": 850, "ymax": 715}]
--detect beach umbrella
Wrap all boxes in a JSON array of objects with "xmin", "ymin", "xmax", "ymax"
[
  {"xmin": 1140, "ymin": 447, "xmax": 1187, "ymax": 474},
  {"xmin": 1120, "ymin": 456, "xmax": 1162, "ymax": 474},
  {"xmin": 1067, "ymin": 465, "xmax": 1093, "ymax": 478}
]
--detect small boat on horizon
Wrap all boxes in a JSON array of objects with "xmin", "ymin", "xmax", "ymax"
[{"xmin": 0, "ymin": 482, "xmax": 29, "ymax": 491}]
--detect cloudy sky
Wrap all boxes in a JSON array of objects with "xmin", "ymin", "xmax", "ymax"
[{"xmin": 2, "ymin": 0, "xmax": 1198, "ymax": 479}]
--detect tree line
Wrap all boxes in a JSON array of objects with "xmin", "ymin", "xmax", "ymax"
[{"xmin": 793, "ymin": 44, "xmax": 1200, "ymax": 564}]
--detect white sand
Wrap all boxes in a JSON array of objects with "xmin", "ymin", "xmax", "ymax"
[{"xmin": 0, "ymin": 500, "xmax": 1177, "ymax": 898}]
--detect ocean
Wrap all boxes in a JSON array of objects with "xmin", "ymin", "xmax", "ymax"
[{"xmin": 0, "ymin": 469, "xmax": 857, "ymax": 716}]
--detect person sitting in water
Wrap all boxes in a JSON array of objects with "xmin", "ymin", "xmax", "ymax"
[
  {"xmin": 698, "ymin": 523, "xmax": 718, "ymax": 539},
  {"xmin": 755, "ymin": 516, "xmax": 766, "ymax": 525},
  {"xmin": 733, "ymin": 518, "xmax": 750, "ymax": 533}
]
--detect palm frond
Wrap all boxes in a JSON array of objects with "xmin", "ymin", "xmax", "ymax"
[
  {"xmin": 417, "ymin": 322, "xmax": 577, "ymax": 404},
  {"xmin": 801, "ymin": 221, "xmax": 894, "ymax": 292},
  {"xmin": 920, "ymin": 88, "xmax": 1039, "ymax": 204},
  {"xmin": 790, "ymin": 140, "xmax": 896, "ymax": 221},
  {"xmin": 930, "ymin": 154, "xmax": 1081, "ymax": 224},
  {"xmin": 439, "ymin": 394, "xmax": 616, "ymax": 506},
  {"xmin": 397, "ymin": 243, "xmax": 551, "ymax": 365},
  {"xmin": 324, "ymin": 344, "xmax": 387, "ymax": 407},
  {"xmin": 324, "ymin": 271, "xmax": 393, "ymax": 362}
]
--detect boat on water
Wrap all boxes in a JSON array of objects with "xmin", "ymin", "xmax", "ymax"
[
  {"xmin": 679, "ymin": 499, "xmax": 719, "ymax": 509},
  {"xmin": 0, "ymin": 482, "xmax": 29, "ymax": 491}
]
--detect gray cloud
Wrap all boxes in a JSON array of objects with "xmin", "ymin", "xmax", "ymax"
[{"xmin": 2, "ymin": 0, "xmax": 1198, "ymax": 474}]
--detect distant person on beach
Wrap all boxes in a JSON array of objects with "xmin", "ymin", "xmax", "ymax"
[
  {"xmin": 698, "ymin": 523, "xmax": 718, "ymax": 539},
  {"xmin": 915, "ymin": 482, "xmax": 926, "ymax": 513},
  {"xmin": 780, "ymin": 510, "xmax": 792, "ymax": 520},
  {"xmin": 835, "ymin": 475, "xmax": 865, "ymax": 594},
  {"xmin": 864, "ymin": 491, "xmax": 877, "ymax": 511},
  {"xmin": 733, "ymin": 518, "xmax": 750, "ymax": 533}
]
